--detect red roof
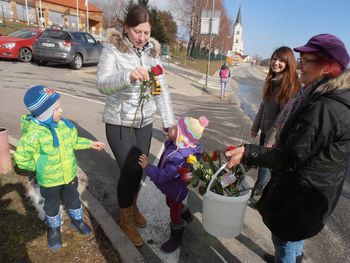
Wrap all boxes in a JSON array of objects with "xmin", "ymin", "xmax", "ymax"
[{"xmin": 43, "ymin": 0, "xmax": 102, "ymax": 13}]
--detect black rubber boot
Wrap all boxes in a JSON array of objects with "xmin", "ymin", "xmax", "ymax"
[
  {"xmin": 296, "ymin": 253, "xmax": 304, "ymax": 263},
  {"xmin": 181, "ymin": 207, "xmax": 194, "ymax": 224},
  {"xmin": 160, "ymin": 223, "xmax": 185, "ymax": 253},
  {"xmin": 71, "ymin": 219, "xmax": 92, "ymax": 235},
  {"xmin": 46, "ymin": 213, "xmax": 62, "ymax": 250},
  {"xmin": 68, "ymin": 207, "xmax": 91, "ymax": 235}
]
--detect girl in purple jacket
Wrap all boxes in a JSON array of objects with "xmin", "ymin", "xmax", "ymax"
[{"xmin": 139, "ymin": 116, "xmax": 208, "ymax": 253}]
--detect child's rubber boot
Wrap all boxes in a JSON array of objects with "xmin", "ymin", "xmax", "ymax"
[
  {"xmin": 68, "ymin": 206, "xmax": 92, "ymax": 235},
  {"xmin": 46, "ymin": 213, "xmax": 62, "ymax": 250},
  {"xmin": 181, "ymin": 205, "xmax": 194, "ymax": 224},
  {"xmin": 160, "ymin": 222, "xmax": 185, "ymax": 253}
]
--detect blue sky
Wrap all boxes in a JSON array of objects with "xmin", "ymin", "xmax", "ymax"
[{"xmin": 223, "ymin": 0, "xmax": 350, "ymax": 59}]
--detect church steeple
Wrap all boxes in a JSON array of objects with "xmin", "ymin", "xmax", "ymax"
[
  {"xmin": 232, "ymin": 5, "xmax": 244, "ymax": 55},
  {"xmin": 235, "ymin": 6, "xmax": 242, "ymax": 26}
]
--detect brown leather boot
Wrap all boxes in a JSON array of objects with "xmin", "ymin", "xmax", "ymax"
[
  {"xmin": 119, "ymin": 206, "xmax": 144, "ymax": 247},
  {"xmin": 133, "ymin": 194, "xmax": 146, "ymax": 228}
]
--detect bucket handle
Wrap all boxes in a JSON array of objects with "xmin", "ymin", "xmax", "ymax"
[{"xmin": 205, "ymin": 163, "xmax": 246, "ymax": 194}]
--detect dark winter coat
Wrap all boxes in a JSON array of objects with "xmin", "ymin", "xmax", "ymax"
[
  {"xmin": 243, "ymin": 69, "xmax": 350, "ymax": 241},
  {"xmin": 251, "ymin": 78, "xmax": 283, "ymax": 135},
  {"xmin": 145, "ymin": 140, "xmax": 202, "ymax": 202}
]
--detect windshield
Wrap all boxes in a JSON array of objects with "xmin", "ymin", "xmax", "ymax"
[
  {"xmin": 9, "ymin": 29, "xmax": 37, "ymax": 39},
  {"xmin": 41, "ymin": 30, "xmax": 71, "ymax": 40}
]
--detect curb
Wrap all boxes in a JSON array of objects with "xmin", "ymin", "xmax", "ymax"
[{"xmin": 8, "ymin": 135, "xmax": 144, "ymax": 263}]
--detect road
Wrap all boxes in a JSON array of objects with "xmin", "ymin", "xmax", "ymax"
[{"xmin": 1, "ymin": 60, "xmax": 349, "ymax": 262}]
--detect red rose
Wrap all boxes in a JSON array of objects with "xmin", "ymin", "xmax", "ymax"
[
  {"xmin": 211, "ymin": 150, "xmax": 219, "ymax": 161},
  {"xmin": 151, "ymin": 65, "xmax": 163, "ymax": 76},
  {"xmin": 226, "ymin": 145, "xmax": 236, "ymax": 151},
  {"xmin": 178, "ymin": 167, "xmax": 192, "ymax": 182}
]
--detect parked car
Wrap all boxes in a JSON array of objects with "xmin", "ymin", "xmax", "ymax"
[
  {"xmin": 32, "ymin": 28, "xmax": 103, "ymax": 69},
  {"xmin": 0, "ymin": 28, "xmax": 43, "ymax": 62}
]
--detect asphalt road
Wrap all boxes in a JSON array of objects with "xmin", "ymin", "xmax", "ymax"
[{"xmin": 1, "ymin": 60, "xmax": 349, "ymax": 262}]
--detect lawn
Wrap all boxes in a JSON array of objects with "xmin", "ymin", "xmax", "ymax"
[
  {"xmin": 0, "ymin": 20, "xmax": 38, "ymax": 36},
  {"xmin": 170, "ymin": 50, "xmax": 232, "ymax": 76}
]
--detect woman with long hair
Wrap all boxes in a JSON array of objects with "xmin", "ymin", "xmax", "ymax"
[
  {"xmin": 250, "ymin": 46, "xmax": 300, "ymax": 196},
  {"xmin": 96, "ymin": 5, "xmax": 175, "ymax": 247}
]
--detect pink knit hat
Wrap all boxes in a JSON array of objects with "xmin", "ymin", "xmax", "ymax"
[{"xmin": 176, "ymin": 116, "xmax": 209, "ymax": 148}]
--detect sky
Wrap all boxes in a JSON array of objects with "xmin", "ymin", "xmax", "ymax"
[{"xmin": 150, "ymin": 0, "xmax": 350, "ymax": 59}]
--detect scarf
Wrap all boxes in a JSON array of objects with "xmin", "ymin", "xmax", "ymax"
[
  {"xmin": 265, "ymin": 77, "xmax": 329, "ymax": 146},
  {"xmin": 27, "ymin": 115, "xmax": 74, "ymax": 148}
]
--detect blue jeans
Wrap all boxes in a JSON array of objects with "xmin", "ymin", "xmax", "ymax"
[
  {"xmin": 220, "ymin": 81, "xmax": 227, "ymax": 97},
  {"xmin": 254, "ymin": 133, "xmax": 271, "ymax": 192},
  {"xmin": 272, "ymin": 234, "xmax": 304, "ymax": 263}
]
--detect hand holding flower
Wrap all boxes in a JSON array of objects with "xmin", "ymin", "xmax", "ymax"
[
  {"xmin": 130, "ymin": 66, "xmax": 149, "ymax": 82},
  {"xmin": 225, "ymin": 146, "xmax": 245, "ymax": 168}
]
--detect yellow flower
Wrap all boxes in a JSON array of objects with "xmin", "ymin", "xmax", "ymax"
[{"xmin": 187, "ymin": 154, "xmax": 199, "ymax": 165}]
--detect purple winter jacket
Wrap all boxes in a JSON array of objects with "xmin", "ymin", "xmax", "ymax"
[{"xmin": 145, "ymin": 140, "xmax": 202, "ymax": 202}]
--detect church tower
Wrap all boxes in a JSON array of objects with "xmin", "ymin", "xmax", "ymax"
[{"xmin": 232, "ymin": 6, "xmax": 244, "ymax": 55}]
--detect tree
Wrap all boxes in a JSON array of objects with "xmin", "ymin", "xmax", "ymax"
[
  {"xmin": 137, "ymin": 0, "xmax": 149, "ymax": 8},
  {"xmin": 150, "ymin": 9, "xmax": 177, "ymax": 45},
  {"xmin": 123, "ymin": 0, "xmax": 135, "ymax": 20}
]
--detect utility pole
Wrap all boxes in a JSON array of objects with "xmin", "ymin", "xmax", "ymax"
[
  {"xmin": 25, "ymin": 0, "xmax": 29, "ymax": 25},
  {"xmin": 204, "ymin": 0, "xmax": 215, "ymax": 88},
  {"xmin": 76, "ymin": 0, "xmax": 80, "ymax": 30}
]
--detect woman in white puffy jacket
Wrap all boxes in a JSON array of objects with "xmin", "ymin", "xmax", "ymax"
[{"xmin": 96, "ymin": 5, "xmax": 175, "ymax": 247}]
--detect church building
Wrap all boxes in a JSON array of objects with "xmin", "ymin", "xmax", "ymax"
[{"xmin": 232, "ymin": 6, "xmax": 244, "ymax": 55}]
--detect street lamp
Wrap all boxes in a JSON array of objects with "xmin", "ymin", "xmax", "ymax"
[{"xmin": 204, "ymin": 0, "xmax": 215, "ymax": 89}]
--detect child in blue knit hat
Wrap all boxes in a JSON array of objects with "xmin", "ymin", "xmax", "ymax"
[{"xmin": 14, "ymin": 85, "xmax": 105, "ymax": 250}]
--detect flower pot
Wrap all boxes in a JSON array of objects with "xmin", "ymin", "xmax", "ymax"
[
  {"xmin": 202, "ymin": 164, "xmax": 251, "ymax": 238},
  {"xmin": 0, "ymin": 127, "xmax": 13, "ymax": 174}
]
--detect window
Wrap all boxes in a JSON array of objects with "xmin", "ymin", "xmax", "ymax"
[
  {"xmin": 42, "ymin": 30, "xmax": 71, "ymax": 40},
  {"xmin": 48, "ymin": 11, "xmax": 64, "ymax": 27},
  {"xmin": 0, "ymin": 1, "xmax": 13, "ymax": 19},
  {"xmin": 84, "ymin": 33, "xmax": 96, "ymax": 44},
  {"xmin": 9, "ymin": 29, "xmax": 37, "ymax": 39},
  {"xmin": 236, "ymin": 31, "xmax": 240, "ymax": 35},
  {"xmin": 72, "ymin": 33, "xmax": 86, "ymax": 42},
  {"xmin": 15, "ymin": 4, "xmax": 36, "ymax": 23}
]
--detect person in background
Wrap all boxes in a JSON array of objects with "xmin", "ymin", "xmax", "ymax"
[
  {"xmin": 139, "ymin": 116, "xmax": 208, "ymax": 253},
  {"xmin": 96, "ymin": 5, "xmax": 175, "ymax": 247},
  {"xmin": 219, "ymin": 62, "xmax": 231, "ymax": 99},
  {"xmin": 14, "ymin": 85, "xmax": 105, "ymax": 250},
  {"xmin": 226, "ymin": 34, "xmax": 350, "ymax": 263},
  {"xmin": 250, "ymin": 46, "xmax": 300, "ymax": 197}
]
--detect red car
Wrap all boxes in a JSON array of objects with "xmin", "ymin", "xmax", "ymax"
[{"xmin": 0, "ymin": 28, "xmax": 43, "ymax": 62}]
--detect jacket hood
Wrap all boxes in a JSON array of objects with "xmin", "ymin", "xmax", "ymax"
[
  {"xmin": 316, "ymin": 69, "xmax": 350, "ymax": 94},
  {"xmin": 20, "ymin": 114, "xmax": 47, "ymax": 134},
  {"xmin": 106, "ymin": 28, "xmax": 161, "ymax": 58}
]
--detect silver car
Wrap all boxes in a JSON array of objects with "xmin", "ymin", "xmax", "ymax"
[{"xmin": 32, "ymin": 29, "xmax": 103, "ymax": 69}]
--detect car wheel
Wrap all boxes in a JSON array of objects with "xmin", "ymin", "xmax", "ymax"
[
  {"xmin": 70, "ymin": 54, "xmax": 83, "ymax": 70},
  {"xmin": 18, "ymin": 47, "xmax": 32, "ymax": 62},
  {"xmin": 37, "ymin": 60, "xmax": 48, "ymax": 66}
]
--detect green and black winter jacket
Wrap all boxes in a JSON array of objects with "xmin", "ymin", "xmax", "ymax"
[{"xmin": 14, "ymin": 115, "xmax": 92, "ymax": 187}]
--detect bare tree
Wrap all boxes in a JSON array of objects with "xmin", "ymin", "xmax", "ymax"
[
  {"xmin": 170, "ymin": 0, "xmax": 233, "ymax": 58},
  {"xmin": 90, "ymin": 0, "xmax": 124, "ymax": 29}
]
